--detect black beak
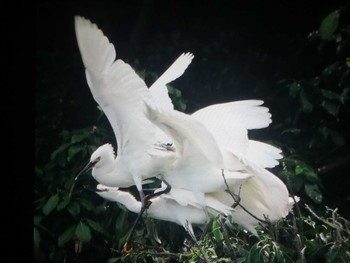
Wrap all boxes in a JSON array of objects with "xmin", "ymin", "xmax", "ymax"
[
  {"xmin": 74, "ymin": 161, "xmax": 95, "ymax": 181},
  {"xmin": 69, "ymin": 161, "xmax": 95, "ymax": 198},
  {"xmin": 82, "ymin": 185, "xmax": 104, "ymax": 193}
]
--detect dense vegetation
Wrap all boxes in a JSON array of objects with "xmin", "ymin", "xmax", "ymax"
[{"xmin": 35, "ymin": 2, "xmax": 350, "ymax": 262}]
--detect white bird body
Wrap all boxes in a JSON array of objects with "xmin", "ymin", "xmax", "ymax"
[
  {"xmin": 210, "ymin": 159, "xmax": 293, "ymax": 235},
  {"xmin": 144, "ymin": 103, "xmax": 294, "ymax": 234},
  {"xmin": 74, "ymin": 16, "xmax": 261, "ymax": 211},
  {"xmin": 95, "ymin": 184, "xmax": 235, "ymax": 236},
  {"xmin": 75, "ymin": 16, "xmax": 194, "ymax": 198},
  {"xmin": 74, "ymin": 15, "xmax": 297, "ymax": 233},
  {"xmin": 96, "ymin": 181, "xmax": 298, "ymax": 237}
]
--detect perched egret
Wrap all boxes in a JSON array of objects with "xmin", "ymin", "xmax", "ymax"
[
  {"xmin": 142, "ymin": 102, "xmax": 289, "ymax": 214},
  {"xmin": 74, "ymin": 15, "xmax": 261, "ymax": 213},
  {"xmin": 74, "ymin": 16, "xmax": 194, "ymax": 204},
  {"xmin": 95, "ymin": 184, "xmax": 234, "ymax": 238},
  {"xmin": 74, "ymin": 16, "xmax": 297, "ymax": 232},
  {"xmin": 95, "ymin": 179, "xmax": 298, "ymax": 240}
]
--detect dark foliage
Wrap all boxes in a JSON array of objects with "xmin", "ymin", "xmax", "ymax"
[{"xmin": 35, "ymin": 1, "xmax": 350, "ymax": 262}]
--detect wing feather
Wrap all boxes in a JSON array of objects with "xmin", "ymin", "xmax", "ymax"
[
  {"xmin": 149, "ymin": 52, "xmax": 194, "ymax": 112},
  {"xmin": 191, "ymin": 100, "xmax": 280, "ymax": 168},
  {"xmin": 75, "ymin": 16, "xmax": 156, "ymax": 154}
]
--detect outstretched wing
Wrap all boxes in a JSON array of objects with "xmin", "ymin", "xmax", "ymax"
[
  {"xmin": 149, "ymin": 52, "xmax": 194, "ymax": 112},
  {"xmin": 191, "ymin": 100, "xmax": 282, "ymax": 168},
  {"xmin": 75, "ymin": 16, "xmax": 156, "ymax": 155}
]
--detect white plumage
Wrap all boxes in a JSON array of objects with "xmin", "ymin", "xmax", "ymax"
[
  {"xmin": 75, "ymin": 16, "xmax": 194, "ymax": 203},
  {"xmin": 74, "ymin": 15, "xmax": 298, "ymax": 237},
  {"xmin": 95, "ymin": 184, "xmax": 234, "ymax": 237}
]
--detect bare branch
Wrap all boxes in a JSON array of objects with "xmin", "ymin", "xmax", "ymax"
[{"xmin": 221, "ymin": 169, "xmax": 268, "ymax": 224}]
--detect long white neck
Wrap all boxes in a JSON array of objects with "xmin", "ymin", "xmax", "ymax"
[
  {"xmin": 98, "ymin": 190, "xmax": 142, "ymax": 213},
  {"xmin": 92, "ymin": 157, "xmax": 135, "ymax": 187},
  {"xmin": 115, "ymin": 193, "xmax": 142, "ymax": 213}
]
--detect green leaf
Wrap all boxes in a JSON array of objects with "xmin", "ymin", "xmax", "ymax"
[
  {"xmin": 340, "ymin": 87, "xmax": 349, "ymax": 104},
  {"xmin": 34, "ymin": 215, "xmax": 42, "ymax": 226},
  {"xmin": 42, "ymin": 194, "xmax": 60, "ymax": 215},
  {"xmin": 86, "ymin": 218, "xmax": 108, "ymax": 235},
  {"xmin": 289, "ymin": 82, "xmax": 301, "ymax": 98},
  {"xmin": 136, "ymin": 69, "xmax": 146, "ymax": 80},
  {"xmin": 79, "ymin": 198, "xmax": 96, "ymax": 212},
  {"xmin": 57, "ymin": 195, "xmax": 71, "ymax": 211},
  {"xmin": 67, "ymin": 201, "xmax": 81, "ymax": 217},
  {"xmin": 34, "ymin": 227, "xmax": 40, "ymax": 249},
  {"xmin": 167, "ymin": 85, "xmax": 175, "ymax": 94},
  {"xmin": 281, "ymin": 128, "xmax": 302, "ymax": 135},
  {"xmin": 50, "ymin": 143, "xmax": 71, "ymax": 161},
  {"xmin": 76, "ymin": 221, "xmax": 92, "ymax": 243},
  {"xmin": 293, "ymin": 176, "xmax": 304, "ymax": 193},
  {"xmin": 107, "ymin": 258, "xmax": 120, "ymax": 263},
  {"xmin": 246, "ymin": 243, "xmax": 263, "ymax": 263},
  {"xmin": 295, "ymin": 164, "xmax": 319, "ymax": 183},
  {"xmin": 304, "ymin": 184, "xmax": 323, "ymax": 204},
  {"xmin": 321, "ymin": 100, "xmax": 339, "ymax": 116},
  {"xmin": 167, "ymin": 85, "xmax": 180, "ymax": 97},
  {"xmin": 67, "ymin": 146, "xmax": 83, "ymax": 162},
  {"xmin": 295, "ymin": 165, "xmax": 303, "ymax": 175},
  {"xmin": 299, "ymin": 90, "xmax": 313, "ymax": 112},
  {"xmin": 322, "ymin": 63, "xmax": 339, "ymax": 76},
  {"xmin": 176, "ymin": 101, "xmax": 187, "ymax": 112},
  {"xmin": 212, "ymin": 218, "xmax": 223, "ymax": 242},
  {"xmin": 272, "ymin": 243, "xmax": 284, "ymax": 262},
  {"xmin": 58, "ymin": 225, "xmax": 77, "ymax": 247},
  {"xmin": 319, "ymin": 10, "xmax": 340, "ymax": 40},
  {"xmin": 320, "ymin": 89, "xmax": 339, "ymax": 100},
  {"xmin": 115, "ymin": 210, "xmax": 129, "ymax": 231},
  {"xmin": 71, "ymin": 133, "xmax": 89, "ymax": 144}
]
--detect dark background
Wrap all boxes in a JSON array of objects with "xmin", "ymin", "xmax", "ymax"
[
  {"xmin": 36, "ymin": 0, "xmax": 350, "ymax": 210},
  {"xmin": 33, "ymin": 1, "xmax": 350, "ymax": 261},
  {"xmin": 36, "ymin": 0, "xmax": 345, "ymax": 145},
  {"xmin": 36, "ymin": 0, "xmax": 345, "ymax": 118}
]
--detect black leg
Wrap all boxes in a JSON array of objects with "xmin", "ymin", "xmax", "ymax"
[
  {"xmin": 122, "ymin": 180, "xmax": 171, "ymax": 253},
  {"xmin": 144, "ymin": 179, "xmax": 171, "ymax": 201},
  {"xmin": 122, "ymin": 200, "xmax": 150, "ymax": 253}
]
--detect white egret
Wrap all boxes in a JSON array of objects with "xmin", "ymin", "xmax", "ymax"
[
  {"xmin": 74, "ymin": 16, "xmax": 259, "ymax": 214},
  {"xmin": 143, "ymin": 102, "xmax": 295, "ymax": 223},
  {"xmin": 74, "ymin": 16, "xmax": 297, "ymax": 233},
  {"xmin": 94, "ymin": 178, "xmax": 298, "ymax": 242},
  {"xmin": 74, "ymin": 16, "xmax": 194, "ymax": 205},
  {"xmin": 95, "ymin": 184, "xmax": 234, "ymax": 237}
]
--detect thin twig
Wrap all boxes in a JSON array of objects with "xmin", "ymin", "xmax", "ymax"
[
  {"xmin": 218, "ymin": 216, "xmax": 237, "ymax": 262},
  {"xmin": 221, "ymin": 169, "xmax": 268, "ymax": 224},
  {"xmin": 185, "ymin": 221, "xmax": 210, "ymax": 263},
  {"xmin": 305, "ymin": 204, "xmax": 340, "ymax": 230}
]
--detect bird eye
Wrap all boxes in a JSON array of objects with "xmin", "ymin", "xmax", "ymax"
[{"xmin": 94, "ymin": 156, "xmax": 101, "ymax": 164}]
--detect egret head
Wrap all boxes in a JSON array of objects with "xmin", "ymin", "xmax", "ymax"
[
  {"xmin": 90, "ymin": 143, "xmax": 115, "ymax": 168},
  {"xmin": 74, "ymin": 143, "xmax": 115, "ymax": 181}
]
